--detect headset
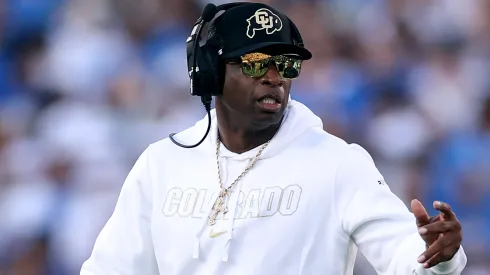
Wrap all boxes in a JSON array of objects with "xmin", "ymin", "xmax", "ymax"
[{"xmin": 169, "ymin": 2, "xmax": 305, "ymax": 148}]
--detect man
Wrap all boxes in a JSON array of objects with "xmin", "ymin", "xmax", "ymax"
[{"xmin": 81, "ymin": 2, "xmax": 467, "ymax": 274}]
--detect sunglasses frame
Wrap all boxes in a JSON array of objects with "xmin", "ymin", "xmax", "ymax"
[{"xmin": 228, "ymin": 53, "xmax": 303, "ymax": 80}]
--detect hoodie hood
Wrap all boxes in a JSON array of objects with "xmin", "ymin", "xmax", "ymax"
[{"xmin": 191, "ymin": 99, "xmax": 323, "ymax": 160}]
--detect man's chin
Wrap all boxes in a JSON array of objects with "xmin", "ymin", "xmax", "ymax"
[{"xmin": 251, "ymin": 109, "xmax": 285, "ymax": 130}]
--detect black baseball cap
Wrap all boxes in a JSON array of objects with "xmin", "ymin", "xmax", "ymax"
[{"xmin": 213, "ymin": 3, "xmax": 312, "ymax": 60}]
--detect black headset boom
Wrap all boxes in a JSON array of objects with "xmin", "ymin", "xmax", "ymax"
[{"xmin": 169, "ymin": 2, "xmax": 305, "ymax": 148}]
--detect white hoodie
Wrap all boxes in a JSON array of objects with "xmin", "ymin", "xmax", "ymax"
[{"xmin": 81, "ymin": 100, "xmax": 467, "ymax": 275}]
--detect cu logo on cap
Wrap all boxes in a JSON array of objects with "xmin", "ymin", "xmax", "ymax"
[{"xmin": 246, "ymin": 8, "xmax": 283, "ymax": 39}]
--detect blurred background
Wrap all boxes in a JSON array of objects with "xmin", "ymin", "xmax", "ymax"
[{"xmin": 0, "ymin": 0, "xmax": 489, "ymax": 274}]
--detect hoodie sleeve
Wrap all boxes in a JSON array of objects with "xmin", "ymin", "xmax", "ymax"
[
  {"xmin": 80, "ymin": 146, "xmax": 159, "ymax": 275},
  {"xmin": 334, "ymin": 144, "xmax": 467, "ymax": 275}
]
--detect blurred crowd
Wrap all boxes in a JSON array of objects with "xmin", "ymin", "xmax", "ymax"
[{"xmin": 0, "ymin": 0, "xmax": 489, "ymax": 274}]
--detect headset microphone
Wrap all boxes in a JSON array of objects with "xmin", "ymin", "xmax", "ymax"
[
  {"xmin": 201, "ymin": 3, "xmax": 218, "ymax": 22},
  {"xmin": 168, "ymin": 3, "xmax": 219, "ymax": 149}
]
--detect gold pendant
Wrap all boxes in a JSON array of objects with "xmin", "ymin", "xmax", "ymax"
[{"xmin": 208, "ymin": 188, "xmax": 228, "ymax": 226}]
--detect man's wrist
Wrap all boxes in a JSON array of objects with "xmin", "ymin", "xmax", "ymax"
[{"xmin": 429, "ymin": 259, "xmax": 455, "ymax": 273}]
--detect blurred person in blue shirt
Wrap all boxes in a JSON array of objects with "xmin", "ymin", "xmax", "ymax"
[{"xmin": 426, "ymin": 95, "xmax": 490, "ymax": 264}]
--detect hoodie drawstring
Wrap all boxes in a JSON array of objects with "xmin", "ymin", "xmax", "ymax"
[
  {"xmin": 193, "ymin": 156, "xmax": 230, "ymax": 260},
  {"xmin": 221, "ymin": 161, "xmax": 248, "ymax": 262},
  {"xmin": 193, "ymin": 200, "xmax": 214, "ymax": 260}
]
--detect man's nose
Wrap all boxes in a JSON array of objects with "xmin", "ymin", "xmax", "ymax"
[{"xmin": 259, "ymin": 64, "xmax": 284, "ymax": 87}]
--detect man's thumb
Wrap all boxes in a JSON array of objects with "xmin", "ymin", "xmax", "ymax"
[{"xmin": 411, "ymin": 199, "xmax": 430, "ymax": 227}]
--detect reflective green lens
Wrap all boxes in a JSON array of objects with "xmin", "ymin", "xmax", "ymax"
[
  {"xmin": 240, "ymin": 53, "xmax": 302, "ymax": 79},
  {"xmin": 274, "ymin": 56, "xmax": 302, "ymax": 79},
  {"xmin": 241, "ymin": 59, "xmax": 269, "ymax": 77}
]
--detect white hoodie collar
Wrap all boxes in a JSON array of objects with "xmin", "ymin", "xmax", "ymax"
[{"xmin": 192, "ymin": 99, "xmax": 323, "ymax": 160}]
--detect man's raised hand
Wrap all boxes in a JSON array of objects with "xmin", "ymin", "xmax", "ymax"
[{"xmin": 411, "ymin": 199, "xmax": 462, "ymax": 268}]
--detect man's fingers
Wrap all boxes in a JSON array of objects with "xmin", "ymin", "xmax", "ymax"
[
  {"xmin": 415, "ymin": 201, "xmax": 463, "ymax": 268},
  {"xmin": 418, "ymin": 235, "xmax": 456, "ymax": 264},
  {"xmin": 429, "ymin": 214, "xmax": 442, "ymax": 223},
  {"xmin": 418, "ymin": 238, "xmax": 444, "ymax": 264},
  {"xmin": 433, "ymin": 201, "xmax": 456, "ymax": 220},
  {"xmin": 412, "ymin": 199, "xmax": 430, "ymax": 227},
  {"xmin": 419, "ymin": 238, "xmax": 460, "ymax": 268},
  {"xmin": 419, "ymin": 221, "xmax": 457, "ymax": 235},
  {"xmin": 422, "ymin": 252, "xmax": 444, "ymax": 268}
]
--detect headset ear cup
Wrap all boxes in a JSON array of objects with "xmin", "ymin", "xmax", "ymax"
[
  {"xmin": 191, "ymin": 46, "xmax": 208, "ymax": 96},
  {"xmin": 186, "ymin": 2, "xmax": 247, "ymax": 98},
  {"xmin": 201, "ymin": 44, "xmax": 223, "ymax": 96}
]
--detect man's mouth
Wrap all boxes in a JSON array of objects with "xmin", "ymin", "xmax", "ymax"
[
  {"xmin": 257, "ymin": 95, "xmax": 282, "ymax": 112},
  {"xmin": 259, "ymin": 97, "xmax": 279, "ymax": 104}
]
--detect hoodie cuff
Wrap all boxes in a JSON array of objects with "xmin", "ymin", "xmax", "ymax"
[{"xmin": 429, "ymin": 246, "xmax": 466, "ymax": 274}]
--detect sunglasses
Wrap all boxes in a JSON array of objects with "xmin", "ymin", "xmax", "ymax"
[{"xmin": 231, "ymin": 53, "xmax": 303, "ymax": 80}]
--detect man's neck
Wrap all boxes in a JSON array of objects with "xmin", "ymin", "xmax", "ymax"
[{"xmin": 217, "ymin": 120, "xmax": 281, "ymax": 154}]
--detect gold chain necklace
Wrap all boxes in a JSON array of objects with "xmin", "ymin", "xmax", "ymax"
[{"xmin": 208, "ymin": 137, "xmax": 271, "ymax": 226}]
